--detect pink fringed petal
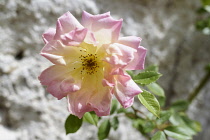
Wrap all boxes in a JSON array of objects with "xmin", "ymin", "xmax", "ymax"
[
  {"xmin": 60, "ymin": 77, "xmax": 81, "ymax": 93},
  {"xmin": 104, "ymin": 43, "xmax": 136, "ymax": 69},
  {"xmin": 129, "ymin": 46, "xmax": 147, "ymax": 70},
  {"xmin": 81, "ymin": 11, "xmax": 110, "ymax": 29},
  {"xmin": 118, "ymin": 36, "xmax": 142, "ymax": 49},
  {"xmin": 67, "ymin": 75, "xmax": 112, "ymax": 118},
  {"xmin": 40, "ymin": 39, "xmax": 81, "ymax": 65},
  {"xmin": 81, "ymin": 11, "xmax": 122, "ymax": 44},
  {"xmin": 67, "ymin": 90, "xmax": 93, "ymax": 119},
  {"xmin": 89, "ymin": 87, "xmax": 112, "ymax": 117},
  {"xmin": 42, "ymin": 28, "xmax": 56, "ymax": 44},
  {"xmin": 40, "ymin": 40, "xmax": 67, "ymax": 65},
  {"xmin": 60, "ymin": 28, "xmax": 88, "ymax": 46},
  {"xmin": 94, "ymin": 17, "xmax": 122, "ymax": 44},
  {"xmin": 84, "ymin": 31, "xmax": 97, "ymax": 45},
  {"xmin": 118, "ymin": 36, "xmax": 147, "ymax": 70},
  {"xmin": 102, "ymin": 79, "xmax": 115, "ymax": 87},
  {"xmin": 47, "ymin": 80, "xmax": 67, "ymax": 100},
  {"xmin": 54, "ymin": 12, "xmax": 83, "ymax": 39},
  {"xmin": 38, "ymin": 65, "xmax": 70, "ymax": 99},
  {"xmin": 114, "ymin": 74, "xmax": 142, "ymax": 108},
  {"xmin": 38, "ymin": 65, "xmax": 69, "ymax": 85}
]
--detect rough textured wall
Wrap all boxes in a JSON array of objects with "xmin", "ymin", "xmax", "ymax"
[{"xmin": 0, "ymin": 0, "xmax": 210, "ymax": 140}]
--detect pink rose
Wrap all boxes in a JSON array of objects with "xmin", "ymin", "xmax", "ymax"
[{"xmin": 39, "ymin": 11, "xmax": 147, "ymax": 118}]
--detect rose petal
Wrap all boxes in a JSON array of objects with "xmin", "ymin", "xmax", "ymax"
[
  {"xmin": 67, "ymin": 73, "xmax": 112, "ymax": 118},
  {"xmin": 67, "ymin": 90, "xmax": 93, "ymax": 118},
  {"xmin": 54, "ymin": 11, "xmax": 83, "ymax": 39},
  {"xmin": 114, "ymin": 74, "xmax": 142, "ymax": 108},
  {"xmin": 84, "ymin": 31, "xmax": 97, "ymax": 45},
  {"xmin": 118, "ymin": 36, "xmax": 147, "ymax": 70},
  {"xmin": 81, "ymin": 11, "xmax": 110, "ymax": 29},
  {"xmin": 81, "ymin": 11, "xmax": 122, "ymax": 45},
  {"xmin": 38, "ymin": 65, "xmax": 69, "ymax": 85},
  {"xmin": 42, "ymin": 28, "xmax": 56, "ymax": 44},
  {"xmin": 114, "ymin": 69, "xmax": 131, "ymax": 85},
  {"xmin": 128, "ymin": 46, "xmax": 147, "ymax": 70},
  {"xmin": 102, "ymin": 78, "xmax": 114, "ymax": 87},
  {"xmin": 40, "ymin": 40, "xmax": 80, "ymax": 65},
  {"xmin": 102, "ymin": 65, "xmax": 115, "ymax": 87},
  {"xmin": 38, "ymin": 65, "xmax": 70, "ymax": 99},
  {"xmin": 118, "ymin": 36, "xmax": 142, "ymax": 49},
  {"xmin": 67, "ymin": 75, "xmax": 98, "ymax": 118},
  {"xmin": 106, "ymin": 44, "xmax": 123, "ymax": 55},
  {"xmin": 60, "ymin": 77, "xmax": 81, "ymax": 93},
  {"xmin": 60, "ymin": 28, "xmax": 88, "ymax": 46},
  {"xmin": 83, "ymin": 73, "xmax": 112, "ymax": 116},
  {"xmin": 88, "ymin": 86, "xmax": 112, "ymax": 117},
  {"xmin": 40, "ymin": 40, "xmax": 67, "ymax": 65},
  {"xmin": 104, "ymin": 43, "xmax": 136, "ymax": 69},
  {"xmin": 105, "ymin": 54, "xmax": 120, "ymax": 66},
  {"xmin": 94, "ymin": 17, "xmax": 122, "ymax": 45},
  {"xmin": 47, "ymin": 80, "xmax": 67, "ymax": 99}
]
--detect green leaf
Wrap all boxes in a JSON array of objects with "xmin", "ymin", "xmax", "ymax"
[
  {"xmin": 157, "ymin": 96, "xmax": 166, "ymax": 107},
  {"xmin": 147, "ymin": 82, "xmax": 165, "ymax": 97},
  {"xmin": 126, "ymin": 70, "xmax": 135, "ymax": 79},
  {"xmin": 132, "ymin": 119, "xmax": 146, "ymax": 135},
  {"xmin": 151, "ymin": 131, "xmax": 166, "ymax": 140},
  {"xmin": 169, "ymin": 114, "xmax": 197, "ymax": 136},
  {"xmin": 171, "ymin": 100, "xmax": 189, "ymax": 112},
  {"xmin": 205, "ymin": 63, "xmax": 210, "ymax": 72},
  {"xmin": 134, "ymin": 71, "xmax": 162, "ymax": 85},
  {"xmin": 145, "ymin": 65, "xmax": 159, "ymax": 72},
  {"xmin": 196, "ymin": 20, "xmax": 206, "ymax": 30},
  {"xmin": 132, "ymin": 119, "xmax": 154, "ymax": 135},
  {"xmin": 83, "ymin": 112, "xmax": 98, "ymax": 126},
  {"xmin": 204, "ymin": 5, "xmax": 210, "ymax": 12},
  {"xmin": 98, "ymin": 119, "xmax": 111, "ymax": 140},
  {"xmin": 164, "ymin": 126, "xmax": 192, "ymax": 140},
  {"xmin": 157, "ymin": 110, "xmax": 172, "ymax": 125},
  {"xmin": 169, "ymin": 113, "xmax": 186, "ymax": 126},
  {"xmin": 110, "ymin": 99, "xmax": 118, "ymax": 114},
  {"xmin": 197, "ymin": 7, "xmax": 208, "ymax": 14},
  {"xmin": 65, "ymin": 114, "xmax": 83, "ymax": 134},
  {"xmin": 117, "ymin": 107, "xmax": 127, "ymax": 114},
  {"xmin": 202, "ymin": 0, "xmax": 210, "ymax": 6},
  {"xmin": 138, "ymin": 90, "xmax": 160, "ymax": 117},
  {"xmin": 180, "ymin": 115, "xmax": 201, "ymax": 132},
  {"xmin": 143, "ymin": 121, "xmax": 156, "ymax": 133},
  {"xmin": 110, "ymin": 116, "xmax": 119, "ymax": 130}
]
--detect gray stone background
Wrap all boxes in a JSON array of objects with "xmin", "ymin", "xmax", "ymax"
[{"xmin": 0, "ymin": 0, "xmax": 210, "ymax": 140}]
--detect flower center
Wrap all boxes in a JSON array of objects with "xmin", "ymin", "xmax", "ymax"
[{"xmin": 80, "ymin": 53, "xmax": 99, "ymax": 75}]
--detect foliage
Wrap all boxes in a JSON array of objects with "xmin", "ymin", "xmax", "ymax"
[
  {"xmin": 65, "ymin": 114, "xmax": 83, "ymax": 134},
  {"xmin": 196, "ymin": 0, "xmax": 210, "ymax": 35},
  {"xmin": 64, "ymin": 65, "xmax": 203, "ymax": 140}
]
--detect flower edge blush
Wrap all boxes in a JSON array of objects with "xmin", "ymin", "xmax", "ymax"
[{"xmin": 38, "ymin": 11, "xmax": 147, "ymax": 118}]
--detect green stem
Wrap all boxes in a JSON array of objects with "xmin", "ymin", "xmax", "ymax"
[
  {"xmin": 188, "ymin": 68, "xmax": 210, "ymax": 103},
  {"xmin": 131, "ymin": 106, "xmax": 147, "ymax": 119}
]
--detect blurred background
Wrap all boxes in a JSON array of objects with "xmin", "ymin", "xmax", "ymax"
[{"xmin": 0, "ymin": 0, "xmax": 210, "ymax": 139}]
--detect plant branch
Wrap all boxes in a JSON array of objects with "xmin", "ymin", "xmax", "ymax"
[
  {"xmin": 131, "ymin": 106, "xmax": 148, "ymax": 119},
  {"xmin": 188, "ymin": 66, "xmax": 210, "ymax": 103}
]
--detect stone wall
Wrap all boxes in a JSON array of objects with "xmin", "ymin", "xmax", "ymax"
[{"xmin": 0, "ymin": 0, "xmax": 210, "ymax": 139}]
